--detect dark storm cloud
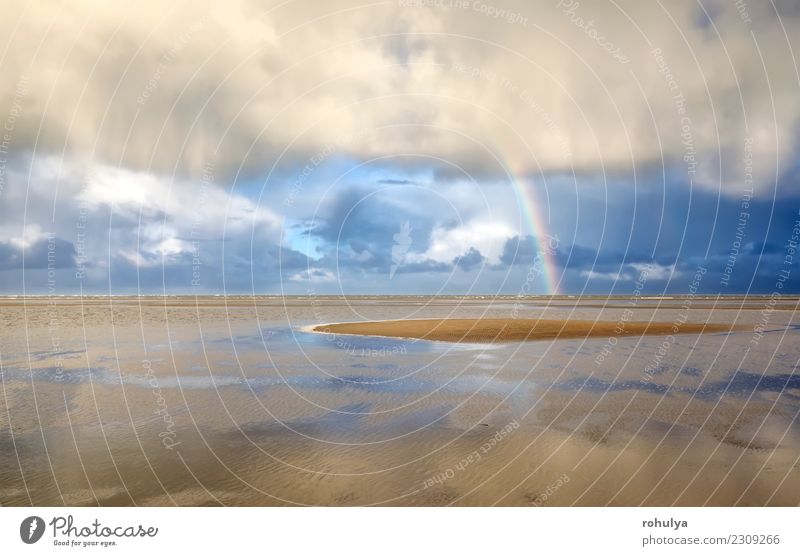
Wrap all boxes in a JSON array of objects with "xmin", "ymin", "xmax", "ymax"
[
  {"xmin": 497, "ymin": 235, "xmax": 649, "ymax": 270},
  {"xmin": 395, "ymin": 259, "xmax": 452, "ymax": 274},
  {"xmin": 308, "ymin": 187, "xmax": 409, "ymax": 244},
  {"xmin": 453, "ymin": 247, "xmax": 485, "ymax": 271},
  {"xmin": 100, "ymin": 242, "xmax": 315, "ymax": 293},
  {"xmin": 0, "ymin": 237, "xmax": 76, "ymax": 271},
  {"xmin": 306, "ymin": 185, "xmax": 457, "ymax": 267},
  {"xmin": 555, "ymin": 245, "xmax": 604, "ymax": 269},
  {"xmin": 499, "ymin": 235, "xmax": 537, "ymax": 266}
]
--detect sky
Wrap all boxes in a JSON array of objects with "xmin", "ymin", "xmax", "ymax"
[{"xmin": 0, "ymin": 0, "xmax": 799, "ymax": 295}]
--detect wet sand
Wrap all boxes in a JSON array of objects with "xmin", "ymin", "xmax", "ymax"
[
  {"xmin": 1, "ymin": 296, "xmax": 798, "ymax": 506},
  {"xmin": 313, "ymin": 318, "xmax": 741, "ymax": 343}
]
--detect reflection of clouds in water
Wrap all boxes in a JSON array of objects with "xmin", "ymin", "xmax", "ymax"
[
  {"xmin": 227, "ymin": 402, "xmax": 460, "ymax": 446},
  {"xmin": 233, "ymin": 403, "xmax": 456, "ymax": 442},
  {"xmin": 3, "ymin": 297, "xmax": 800, "ymax": 506},
  {"xmin": 553, "ymin": 372, "xmax": 800, "ymax": 401},
  {"xmin": 2, "ymin": 364, "xmax": 434, "ymax": 394},
  {"xmin": 10, "ymin": 312, "xmax": 800, "ymax": 414},
  {"xmin": 30, "ymin": 349, "xmax": 85, "ymax": 361},
  {"xmin": 9, "ymin": 318, "xmax": 800, "ymax": 408},
  {"xmin": 4, "ymin": 360, "xmax": 536, "ymax": 400},
  {"xmin": 681, "ymin": 366, "xmax": 702, "ymax": 377}
]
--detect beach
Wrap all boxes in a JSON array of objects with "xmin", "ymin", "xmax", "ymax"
[{"xmin": 0, "ymin": 295, "xmax": 798, "ymax": 506}]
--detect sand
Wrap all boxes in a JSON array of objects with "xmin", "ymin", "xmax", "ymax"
[
  {"xmin": 2, "ymin": 297, "xmax": 797, "ymax": 506},
  {"xmin": 312, "ymin": 318, "xmax": 741, "ymax": 343}
]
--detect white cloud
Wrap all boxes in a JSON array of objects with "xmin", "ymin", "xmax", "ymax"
[
  {"xmin": 419, "ymin": 219, "xmax": 515, "ymax": 264},
  {"xmin": 580, "ymin": 269, "xmax": 624, "ymax": 281},
  {"xmin": 582, "ymin": 262, "xmax": 678, "ymax": 281},
  {"xmin": 631, "ymin": 262, "xmax": 677, "ymax": 281},
  {"xmin": 288, "ymin": 268, "xmax": 338, "ymax": 283},
  {"xmin": 0, "ymin": 0, "xmax": 798, "ymax": 194},
  {"xmin": 9, "ymin": 224, "xmax": 46, "ymax": 249},
  {"xmin": 5, "ymin": 155, "xmax": 283, "ymax": 269}
]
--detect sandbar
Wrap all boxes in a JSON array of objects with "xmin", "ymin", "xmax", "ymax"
[{"xmin": 312, "ymin": 318, "xmax": 742, "ymax": 343}]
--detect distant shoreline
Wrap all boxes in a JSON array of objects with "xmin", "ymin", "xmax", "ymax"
[{"xmin": 1, "ymin": 294, "xmax": 798, "ymax": 299}]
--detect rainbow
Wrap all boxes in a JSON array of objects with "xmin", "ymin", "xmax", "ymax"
[{"xmin": 508, "ymin": 171, "xmax": 561, "ymax": 295}]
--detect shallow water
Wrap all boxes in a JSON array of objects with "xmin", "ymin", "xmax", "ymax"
[{"xmin": 1, "ymin": 296, "xmax": 799, "ymax": 506}]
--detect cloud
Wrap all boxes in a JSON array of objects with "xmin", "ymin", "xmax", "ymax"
[
  {"xmin": 0, "ymin": 153, "xmax": 293, "ymax": 291},
  {"xmin": 500, "ymin": 235, "xmax": 595, "ymax": 268},
  {"xmin": 376, "ymin": 178, "xmax": 416, "ymax": 185},
  {"xmin": 1, "ymin": 0, "xmax": 798, "ymax": 193},
  {"xmin": 394, "ymin": 259, "xmax": 452, "ymax": 274},
  {"xmin": 420, "ymin": 219, "xmax": 514, "ymax": 265},
  {"xmin": 2, "ymin": 0, "xmax": 800, "ymax": 295},
  {"xmin": 499, "ymin": 235, "xmax": 538, "ymax": 266},
  {"xmin": 288, "ymin": 268, "xmax": 338, "ymax": 283},
  {"xmin": 453, "ymin": 247, "xmax": 486, "ymax": 270},
  {"xmin": 0, "ymin": 236, "xmax": 76, "ymax": 270},
  {"xmin": 75, "ymin": 161, "xmax": 281, "ymax": 268},
  {"xmin": 580, "ymin": 262, "xmax": 677, "ymax": 282},
  {"xmin": 308, "ymin": 186, "xmax": 399, "ymax": 245}
]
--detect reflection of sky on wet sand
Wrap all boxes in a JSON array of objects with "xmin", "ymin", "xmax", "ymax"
[{"xmin": 1, "ymin": 297, "xmax": 799, "ymax": 506}]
